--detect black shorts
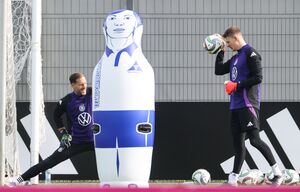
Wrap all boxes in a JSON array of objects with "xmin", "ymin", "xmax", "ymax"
[{"xmin": 230, "ymin": 107, "xmax": 260, "ymax": 134}]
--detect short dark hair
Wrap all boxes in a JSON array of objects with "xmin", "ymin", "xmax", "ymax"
[
  {"xmin": 69, "ymin": 73, "xmax": 84, "ymax": 84},
  {"xmin": 223, "ymin": 26, "xmax": 241, "ymax": 38}
]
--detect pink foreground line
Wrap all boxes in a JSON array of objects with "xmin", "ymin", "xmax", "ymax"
[{"xmin": 1, "ymin": 185, "xmax": 300, "ymax": 192}]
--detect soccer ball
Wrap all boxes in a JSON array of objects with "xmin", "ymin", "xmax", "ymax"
[
  {"xmin": 238, "ymin": 169, "xmax": 264, "ymax": 185},
  {"xmin": 282, "ymin": 169, "xmax": 299, "ymax": 185},
  {"xmin": 250, "ymin": 169, "xmax": 265, "ymax": 184},
  {"xmin": 192, "ymin": 169, "xmax": 211, "ymax": 185},
  {"xmin": 238, "ymin": 169, "xmax": 257, "ymax": 185},
  {"xmin": 203, "ymin": 34, "xmax": 224, "ymax": 54}
]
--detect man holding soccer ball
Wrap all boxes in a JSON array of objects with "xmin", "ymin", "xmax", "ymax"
[{"xmin": 213, "ymin": 26, "xmax": 283, "ymax": 186}]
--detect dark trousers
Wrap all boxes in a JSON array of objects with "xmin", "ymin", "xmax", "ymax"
[
  {"xmin": 230, "ymin": 108, "xmax": 276, "ymax": 174},
  {"xmin": 21, "ymin": 142, "xmax": 94, "ymax": 180}
]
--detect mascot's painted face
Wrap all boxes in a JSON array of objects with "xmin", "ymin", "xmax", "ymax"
[{"xmin": 105, "ymin": 10, "xmax": 137, "ymax": 39}]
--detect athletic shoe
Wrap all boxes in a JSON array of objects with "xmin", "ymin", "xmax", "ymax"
[
  {"xmin": 223, "ymin": 172, "xmax": 239, "ymax": 187},
  {"xmin": 5, "ymin": 181, "xmax": 17, "ymax": 187},
  {"xmin": 266, "ymin": 175, "xmax": 283, "ymax": 186},
  {"xmin": 222, "ymin": 181, "xmax": 238, "ymax": 187},
  {"xmin": 5, "ymin": 176, "xmax": 24, "ymax": 187}
]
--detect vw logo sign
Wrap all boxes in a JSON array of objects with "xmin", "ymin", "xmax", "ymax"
[{"xmin": 78, "ymin": 112, "xmax": 92, "ymax": 126}]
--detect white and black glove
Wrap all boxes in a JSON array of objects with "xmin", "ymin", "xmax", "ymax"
[
  {"xmin": 60, "ymin": 133, "xmax": 72, "ymax": 148},
  {"xmin": 57, "ymin": 127, "xmax": 72, "ymax": 148}
]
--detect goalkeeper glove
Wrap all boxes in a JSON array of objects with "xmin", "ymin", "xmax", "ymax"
[
  {"xmin": 57, "ymin": 127, "xmax": 72, "ymax": 148},
  {"xmin": 60, "ymin": 134, "xmax": 72, "ymax": 148},
  {"xmin": 224, "ymin": 81, "xmax": 238, "ymax": 95}
]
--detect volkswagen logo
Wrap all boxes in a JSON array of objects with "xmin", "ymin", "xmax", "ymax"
[{"xmin": 78, "ymin": 112, "xmax": 92, "ymax": 126}]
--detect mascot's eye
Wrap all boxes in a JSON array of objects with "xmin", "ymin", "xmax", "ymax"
[
  {"xmin": 124, "ymin": 16, "xmax": 130, "ymax": 20},
  {"xmin": 109, "ymin": 16, "xmax": 116, "ymax": 20}
]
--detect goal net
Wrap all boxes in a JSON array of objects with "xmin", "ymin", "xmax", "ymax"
[{"xmin": 4, "ymin": 0, "xmax": 45, "ymax": 180}]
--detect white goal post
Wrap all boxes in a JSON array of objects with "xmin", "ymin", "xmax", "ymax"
[
  {"xmin": 0, "ymin": 0, "xmax": 8, "ymax": 186},
  {"xmin": 30, "ymin": 0, "xmax": 43, "ymax": 184},
  {"xmin": 0, "ymin": 0, "xmax": 45, "ymax": 185}
]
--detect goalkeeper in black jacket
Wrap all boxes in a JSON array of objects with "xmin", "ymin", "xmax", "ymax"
[
  {"xmin": 215, "ymin": 26, "xmax": 283, "ymax": 186},
  {"xmin": 8, "ymin": 73, "xmax": 95, "ymax": 186}
]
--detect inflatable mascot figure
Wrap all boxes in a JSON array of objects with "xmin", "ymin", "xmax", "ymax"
[{"xmin": 92, "ymin": 9, "xmax": 155, "ymax": 188}]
